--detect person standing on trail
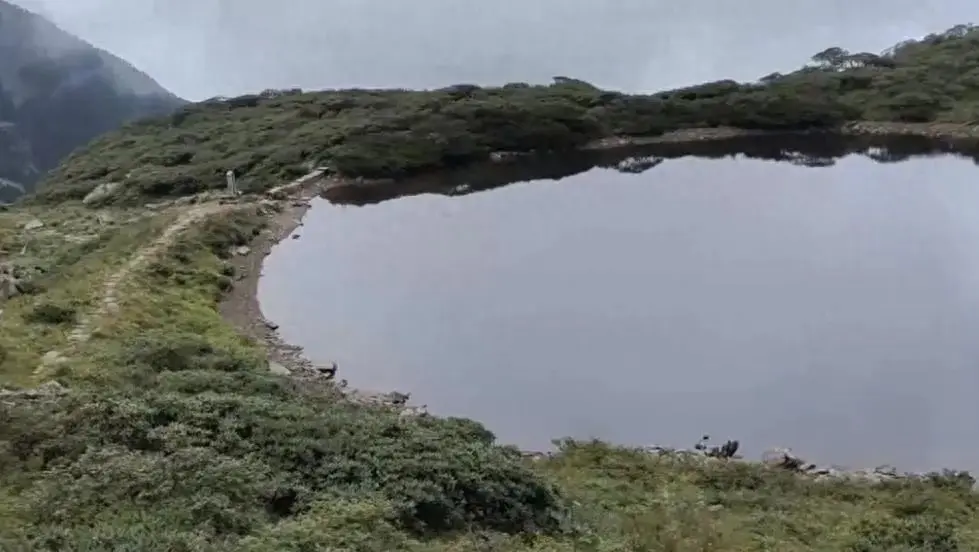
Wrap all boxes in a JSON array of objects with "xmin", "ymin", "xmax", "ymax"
[{"xmin": 226, "ymin": 169, "xmax": 238, "ymax": 195}]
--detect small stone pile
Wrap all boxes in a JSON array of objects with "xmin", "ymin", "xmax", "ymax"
[
  {"xmin": 759, "ymin": 447, "xmax": 906, "ymax": 483},
  {"xmin": 0, "ymin": 261, "xmax": 25, "ymax": 303},
  {"xmin": 524, "ymin": 435, "xmax": 921, "ymax": 483},
  {"xmin": 644, "ymin": 438, "xmax": 913, "ymax": 483}
]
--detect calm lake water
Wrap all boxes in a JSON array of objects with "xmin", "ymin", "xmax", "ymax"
[{"xmin": 259, "ymin": 140, "xmax": 979, "ymax": 472}]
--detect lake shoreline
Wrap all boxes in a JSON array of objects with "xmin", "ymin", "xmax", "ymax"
[
  {"xmin": 230, "ymin": 122, "xmax": 979, "ymax": 480},
  {"xmin": 319, "ymin": 121, "xmax": 979, "ymax": 198},
  {"xmin": 218, "ymin": 173, "xmax": 427, "ymax": 412}
]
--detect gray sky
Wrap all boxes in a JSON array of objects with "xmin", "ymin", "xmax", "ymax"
[{"xmin": 10, "ymin": 0, "xmax": 976, "ymax": 100}]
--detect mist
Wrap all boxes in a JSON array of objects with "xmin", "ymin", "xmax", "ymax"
[{"xmin": 11, "ymin": 0, "xmax": 976, "ymax": 101}]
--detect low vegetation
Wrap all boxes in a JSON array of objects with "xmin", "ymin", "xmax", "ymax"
[
  {"xmin": 3, "ymin": 24, "xmax": 979, "ymax": 551},
  {"xmin": 34, "ymin": 24, "xmax": 979, "ymax": 205}
]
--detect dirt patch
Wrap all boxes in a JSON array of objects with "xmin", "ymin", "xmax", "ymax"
[
  {"xmin": 216, "ymin": 177, "xmax": 425, "ymax": 412},
  {"xmin": 69, "ymin": 202, "xmax": 235, "ymax": 346},
  {"xmin": 218, "ymin": 190, "xmax": 319, "ymax": 375}
]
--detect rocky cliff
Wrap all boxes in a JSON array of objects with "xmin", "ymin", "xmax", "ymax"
[{"xmin": 0, "ymin": 0, "xmax": 184, "ymax": 202}]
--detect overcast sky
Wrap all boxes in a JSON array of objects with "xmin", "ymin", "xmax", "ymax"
[{"xmin": 11, "ymin": 1, "xmax": 975, "ymax": 101}]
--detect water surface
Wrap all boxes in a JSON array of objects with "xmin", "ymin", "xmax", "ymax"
[{"xmin": 261, "ymin": 143, "xmax": 979, "ymax": 472}]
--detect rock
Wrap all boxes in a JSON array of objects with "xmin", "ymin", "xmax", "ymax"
[
  {"xmin": 489, "ymin": 151, "xmax": 527, "ymax": 163},
  {"xmin": 63, "ymin": 233, "xmax": 98, "ymax": 244},
  {"xmin": 0, "ymin": 380, "xmax": 67, "ymax": 400},
  {"xmin": 0, "ymin": 273, "xmax": 21, "ymax": 301},
  {"xmin": 173, "ymin": 195, "xmax": 198, "ymax": 206},
  {"xmin": 234, "ymin": 245, "xmax": 251, "ymax": 256},
  {"xmin": 522, "ymin": 451, "xmax": 552, "ymax": 462},
  {"xmin": 82, "ymin": 182, "xmax": 123, "ymax": 206},
  {"xmin": 383, "ymin": 391, "xmax": 410, "ymax": 405},
  {"xmin": 35, "ymin": 380, "xmax": 66, "ymax": 395},
  {"xmin": 762, "ymin": 447, "xmax": 806, "ymax": 471},
  {"xmin": 874, "ymin": 465, "xmax": 899, "ymax": 477},
  {"xmin": 399, "ymin": 404, "xmax": 429, "ymax": 418},
  {"xmin": 264, "ymin": 320, "xmax": 279, "ymax": 331},
  {"xmin": 22, "ymin": 218, "xmax": 43, "ymax": 231},
  {"xmin": 268, "ymin": 360, "xmax": 291, "ymax": 375},
  {"xmin": 40, "ymin": 350, "xmax": 68, "ymax": 366},
  {"xmin": 616, "ymin": 156, "xmax": 664, "ymax": 174},
  {"xmin": 291, "ymin": 234, "xmax": 300, "ymax": 240},
  {"xmin": 314, "ymin": 361, "xmax": 338, "ymax": 378}
]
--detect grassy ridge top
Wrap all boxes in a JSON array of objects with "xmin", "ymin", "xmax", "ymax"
[
  {"xmin": 5, "ymin": 24, "xmax": 979, "ymax": 552},
  {"xmin": 35, "ymin": 24, "xmax": 979, "ymax": 204}
]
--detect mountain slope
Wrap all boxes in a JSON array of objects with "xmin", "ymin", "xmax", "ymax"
[
  {"xmin": 6, "ymin": 22, "xmax": 979, "ymax": 552},
  {"xmin": 0, "ymin": 0, "xmax": 185, "ymax": 201},
  {"xmin": 33, "ymin": 25, "xmax": 979, "ymax": 205}
]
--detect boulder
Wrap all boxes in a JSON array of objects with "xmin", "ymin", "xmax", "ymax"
[
  {"xmin": 22, "ymin": 218, "xmax": 43, "ymax": 230},
  {"xmin": 40, "ymin": 350, "xmax": 68, "ymax": 367},
  {"xmin": 0, "ymin": 263, "xmax": 22, "ymax": 301},
  {"xmin": 0, "ymin": 273, "xmax": 21, "ymax": 301},
  {"xmin": 762, "ymin": 447, "xmax": 806, "ymax": 470},
  {"xmin": 82, "ymin": 182, "xmax": 123, "ymax": 206},
  {"xmin": 314, "ymin": 361, "xmax": 338, "ymax": 378},
  {"xmin": 268, "ymin": 360, "xmax": 291, "ymax": 375}
]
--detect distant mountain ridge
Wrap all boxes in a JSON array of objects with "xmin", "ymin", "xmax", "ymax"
[{"xmin": 0, "ymin": 0, "xmax": 185, "ymax": 201}]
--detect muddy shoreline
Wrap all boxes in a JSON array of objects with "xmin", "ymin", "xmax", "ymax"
[
  {"xmin": 218, "ymin": 187, "xmax": 316, "ymax": 373},
  {"xmin": 218, "ymin": 175, "xmax": 425, "ymax": 412},
  {"xmin": 221, "ymin": 196, "xmax": 946, "ymax": 480}
]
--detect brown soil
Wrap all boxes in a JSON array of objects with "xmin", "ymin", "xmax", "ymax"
[{"xmin": 218, "ymin": 188, "xmax": 318, "ymax": 374}]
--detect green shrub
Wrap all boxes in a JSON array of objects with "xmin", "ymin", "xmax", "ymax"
[
  {"xmin": 117, "ymin": 330, "xmax": 265, "ymax": 375},
  {"xmin": 847, "ymin": 515, "xmax": 959, "ymax": 551},
  {"xmin": 0, "ymin": 387, "xmax": 569, "ymax": 541},
  {"xmin": 23, "ymin": 302, "xmax": 76, "ymax": 325}
]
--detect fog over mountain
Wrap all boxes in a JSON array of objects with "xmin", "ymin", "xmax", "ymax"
[
  {"xmin": 14, "ymin": 0, "xmax": 974, "ymax": 101},
  {"xmin": 0, "ymin": 0, "xmax": 183, "ymax": 201},
  {"xmin": 0, "ymin": 0, "xmax": 973, "ymax": 202}
]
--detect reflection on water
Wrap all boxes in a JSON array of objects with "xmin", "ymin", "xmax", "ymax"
[
  {"xmin": 261, "ymin": 138, "xmax": 979, "ymax": 473},
  {"xmin": 323, "ymin": 133, "xmax": 979, "ymax": 206}
]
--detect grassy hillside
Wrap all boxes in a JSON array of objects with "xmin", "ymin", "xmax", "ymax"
[
  {"xmin": 34, "ymin": 24, "xmax": 979, "ymax": 206},
  {"xmin": 3, "ymin": 24, "xmax": 979, "ymax": 551},
  {"xmin": 0, "ymin": 0, "xmax": 185, "ymax": 201}
]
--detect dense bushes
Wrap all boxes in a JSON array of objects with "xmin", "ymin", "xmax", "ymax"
[
  {"xmin": 22, "ymin": 301, "xmax": 77, "ymax": 325},
  {"xmin": 1, "ymin": 284, "xmax": 569, "ymax": 548},
  {"xmin": 34, "ymin": 24, "xmax": 979, "ymax": 204},
  {"xmin": 29, "ymin": 74, "xmax": 852, "ymax": 203},
  {"xmin": 9, "ymin": 22, "xmax": 979, "ymax": 552},
  {"xmin": 0, "ymin": 373, "xmax": 569, "ymax": 546}
]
